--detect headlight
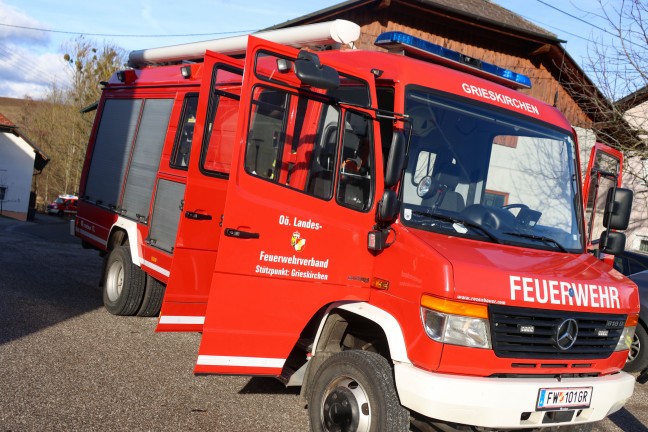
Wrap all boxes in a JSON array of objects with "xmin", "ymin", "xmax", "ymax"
[
  {"xmin": 615, "ymin": 326, "xmax": 636, "ymax": 351},
  {"xmin": 420, "ymin": 295, "xmax": 491, "ymax": 349},
  {"xmin": 615, "ymin": 314, "xmax": 639, "ymax": 351}
]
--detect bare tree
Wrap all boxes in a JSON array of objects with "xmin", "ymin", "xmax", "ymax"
[
  {"xmin": 583, "ymin": 0, "xmax": 647, "ymax": 153},
  {"xmin": 19, "ymin": 37, "xmax": 126, "ymax": 207},
  {"xmin": 571, "ymin": 0, "xmax": 648, "ymax": 245},
  {"xmin": 63, "ymin": 36, "xmax": 125, "ymax": 108}
]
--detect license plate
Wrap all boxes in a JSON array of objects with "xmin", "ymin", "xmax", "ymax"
[{"xmin": 536, "ymin": 387, "xmax": 593, "ymax": 410}]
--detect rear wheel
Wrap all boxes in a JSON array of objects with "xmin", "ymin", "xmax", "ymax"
[
  {"xmin": 136, "ymin": 275, "xmax": 165, "ymax": 317},
  {"xmin": 308, "ymin": 350, "xmax": 409, "ymax": 432},
  {"xmin": 103, "ymin": 246, "xmax": 146, "ymax": 316}
]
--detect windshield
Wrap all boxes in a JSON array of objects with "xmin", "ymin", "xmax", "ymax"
[{"xmin": 400, "ymin": 87, "xmax": 582, "ymax": 253}]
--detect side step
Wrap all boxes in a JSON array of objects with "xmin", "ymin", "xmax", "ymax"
[{"xmin": 278, "ymin": 337, "xmax": 314, "ymax": 386}]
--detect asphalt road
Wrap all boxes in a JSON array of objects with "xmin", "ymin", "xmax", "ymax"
[
  {"xmin": 0, "ymin": 214, "xmax": 309, "ymax": 431},
  {"xmin": 0, "ymin": 214, "xmax": 646, "ymax": 431}
]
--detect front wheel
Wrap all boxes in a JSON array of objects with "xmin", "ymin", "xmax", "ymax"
[
  {"xmin": 308, "ymin": 350, "xmax": 409, "ymax": 432},
  {"xmin": 624, "ymin": 323, "xmax": 648, "ymax": 372}
]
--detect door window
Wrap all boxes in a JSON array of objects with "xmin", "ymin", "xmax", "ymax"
[
  {"xmin": 336, "ymin": 111, "xmax": 374, "ymax": 211},
  {"xmin": 200, "ymin": 65, "xmax": 243, "ymax": 176},
  {"xmin": 170, "ymin": 93, "xmax": 199, "ymax": 169},
  {"xmin": 245, "ymin": 88, "xmax": 288, "ymax": 180},
  {"xmin": 244, "ymin": 86, "xmax": 375, "ymax": 210},
  {"xmin": 245, "ymin": 85, "xmax": 350, "ymax": 202},
  {"xmin": 585, "ymin": 150, "xmax": 621, "ymax": 245}
]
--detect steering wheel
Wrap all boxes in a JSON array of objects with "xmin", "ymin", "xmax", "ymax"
[
  {"xmin": 502, "ymin": 203, "xmax": 529, "ymax": 211},
  {"xmin": 501, "ymin": 204, "xmax": 543, "ymax": 229}
]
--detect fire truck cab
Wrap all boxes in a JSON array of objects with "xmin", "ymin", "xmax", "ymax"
[{"xmin": 76, "ymin": 20, "xmax": 638, "ymax": 431}]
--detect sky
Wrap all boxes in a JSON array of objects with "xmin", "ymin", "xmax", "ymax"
[{"xmin": 0, "ymin": 0, "xmax": 622, "ymax": 100}]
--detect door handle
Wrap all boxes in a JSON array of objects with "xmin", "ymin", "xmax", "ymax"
[
  {"xmin": 224, "ymin": 228, "xmax": 260, "ymax": 239},
  {"xmin": 185, "ymin": 211, "xmax": 212, "ymax": 220}
]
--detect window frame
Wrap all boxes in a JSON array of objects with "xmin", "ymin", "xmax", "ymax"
[
  {"xmin": 198, "ymin": 63, "xmax": 244, "ymax": 179},
  {"xmin": 170, "ymin": 92, "xmax": 200, "ymax": 170}
]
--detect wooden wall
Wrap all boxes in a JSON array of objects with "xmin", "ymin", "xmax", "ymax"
[{"xmin": 299, "ymin": 1, "xmax": 594, "ymax": 128}]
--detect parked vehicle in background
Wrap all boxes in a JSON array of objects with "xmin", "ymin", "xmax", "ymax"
[
  {"xmin": 612, "ymin": 251, "xmax": 648, "ymax": 372},
  {"xmin": 47, "ymin": 194, "xmax": 78, "ymax": 216},
  {"xmin": 620, "ymin": 270, "xmax": 648, "ymax": 372},
  {"xmin": 75, "ymin": 20, "xmax": 639, "ymax": 431},
  {"xmin": 614, "ymin": 249, "xmax": 648, "ymax": 276}
]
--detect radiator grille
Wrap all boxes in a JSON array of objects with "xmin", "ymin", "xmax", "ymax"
[{"xmin": 488, "ymin": 305, "xmax": 625, "ymax": 359}]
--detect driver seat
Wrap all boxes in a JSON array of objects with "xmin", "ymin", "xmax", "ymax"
[{"xmin": 422, "ymin": 164, "xmax": 465, "ymax": 212}]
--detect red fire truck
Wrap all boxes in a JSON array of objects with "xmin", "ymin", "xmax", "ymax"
[{"xmin": 75, "ymin": 20, "xmax": 639, "ymax": 431}]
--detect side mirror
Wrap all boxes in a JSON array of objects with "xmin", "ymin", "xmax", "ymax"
[
  {"xmin": 603, "ymin": 187, "xmax": 633, "ymax": 230},
  {"xmin": 294, "ymin": 51, "xmax": 339, "ymax": 90},
  {"xmin": 376, "ymin": 189, "xmax": 399, "ymax": 224},
  {"xmin": 599, "ymin": 230, "xmax": 626, "ymax": 255},
  {"xmin": 369, "ymin": 189, "xmax": 399, "ymax": 252},
  {"xmin": 384, "ymin": 132, "xmax": 406, "ymax": 188}
]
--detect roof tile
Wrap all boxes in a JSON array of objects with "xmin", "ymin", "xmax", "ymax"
[
  {"xmin": 0, "ymin": 113, "xmax": 16, "ymax": 128},
  {"xmin": 421, "ymin": 0, "xmax": 557, "ymax": 39}
]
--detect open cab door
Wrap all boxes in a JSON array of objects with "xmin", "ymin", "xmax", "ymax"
[
  {"xmin": 194, "ymin": 36, "xmax": 382, "ymax": 376},
  {"xmin": 583, "ymin": 142, "xmax": 633, "ymax": 258},
  {"xmin": 157, "ymin": 52, "xmax": 244, "ymax": 332}
]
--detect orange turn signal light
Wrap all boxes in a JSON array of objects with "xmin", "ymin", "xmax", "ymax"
[
  {"xmin": 420, "ymin": 295, "xmax": 489, "ymax": 319},
  {"xmin": 626, "ymin": 314, "xmax": 639, "ymax": 327}
]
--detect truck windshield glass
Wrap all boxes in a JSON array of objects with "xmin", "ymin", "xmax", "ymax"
[{"xmin": 401, "ymin": 88, "xmax": 582, "ymax": 253}]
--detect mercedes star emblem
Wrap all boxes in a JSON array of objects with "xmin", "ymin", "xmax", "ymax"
[{"xmin": 555, "ymin": 318, "xmax": 579, "ymax": 351}]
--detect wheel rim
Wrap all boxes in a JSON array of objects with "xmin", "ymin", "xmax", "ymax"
[
  {"xmin": 628, "ymin": 333, "xmax": 640, "ymax": 363},
  {"xmin": 320, "ymin": 377, "xmax": 371, "ymax": 432},
  {"xmin": 106, "ymin": 259, "xmax": 124, "ymax": 302}
]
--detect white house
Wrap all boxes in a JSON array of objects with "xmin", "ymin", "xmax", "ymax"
[
  {"xmin": 0, "ymin": 113, "xmax": 49, "ymax": 221},
  {"xmin": 617, "ymin": 87, "xmax": 648, "ymax": 250}
]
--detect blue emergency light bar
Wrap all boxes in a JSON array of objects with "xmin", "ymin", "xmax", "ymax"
[{"xmin": 374, "ymin": 31, "xmax": 532, "ymax": 90}]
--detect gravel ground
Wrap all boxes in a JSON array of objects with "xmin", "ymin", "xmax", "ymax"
[{"xmin": 0, "ymin": 214, "xmax": 310, "ymax": 431}]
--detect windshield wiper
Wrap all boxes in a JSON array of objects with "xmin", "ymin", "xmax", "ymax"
[
  {"xmin": 503, "ymin": 232, "xmax": 568, "ymax": 253},
  {"xmin": 411, "ymin": 210, "xmax": 501, "ymax": 243}
]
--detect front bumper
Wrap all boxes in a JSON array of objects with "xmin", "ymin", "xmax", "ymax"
[{"xmin": 395, "ymin": 363, "xmax": 635, "ymax": 429}]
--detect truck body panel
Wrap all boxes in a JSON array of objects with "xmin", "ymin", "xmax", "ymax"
[
  {"xmin": 156, "ymin": 54, "xmax": 243, "ymax": 332},
  {"xmin": 195, "ymin": 36, "xmax": 379, "ymax": 375}
]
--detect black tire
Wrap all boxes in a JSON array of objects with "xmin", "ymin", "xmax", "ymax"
[
  {"xmin": 308, "ymin": 350, "xmax": 409, "ymax": 432},
  {"xmin": 624, "ymin": 323, "xmax": 648, "ymax": 373},
  {"xmin": 136, "ymin": 275, "xmax": 166, "ymax": 317},
  {"xmin": 102, "ymin": 246, "xmax": 146, "ymax": 316}
]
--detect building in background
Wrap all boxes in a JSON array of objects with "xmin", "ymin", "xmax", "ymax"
[
  {"xmin": 270, "ymin": 0, "xmax": 609, "ymax": 143},
  {"xmin": 0, "ymin": 113, "xmax": 49, "ymax": 221},
  {"xmin": 618, "ymin": 86, "xmax": 648, "ymax": 251},
  {"xmin": 270, "ymin": 0, "xmax": 640, "ymax": 244}
]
